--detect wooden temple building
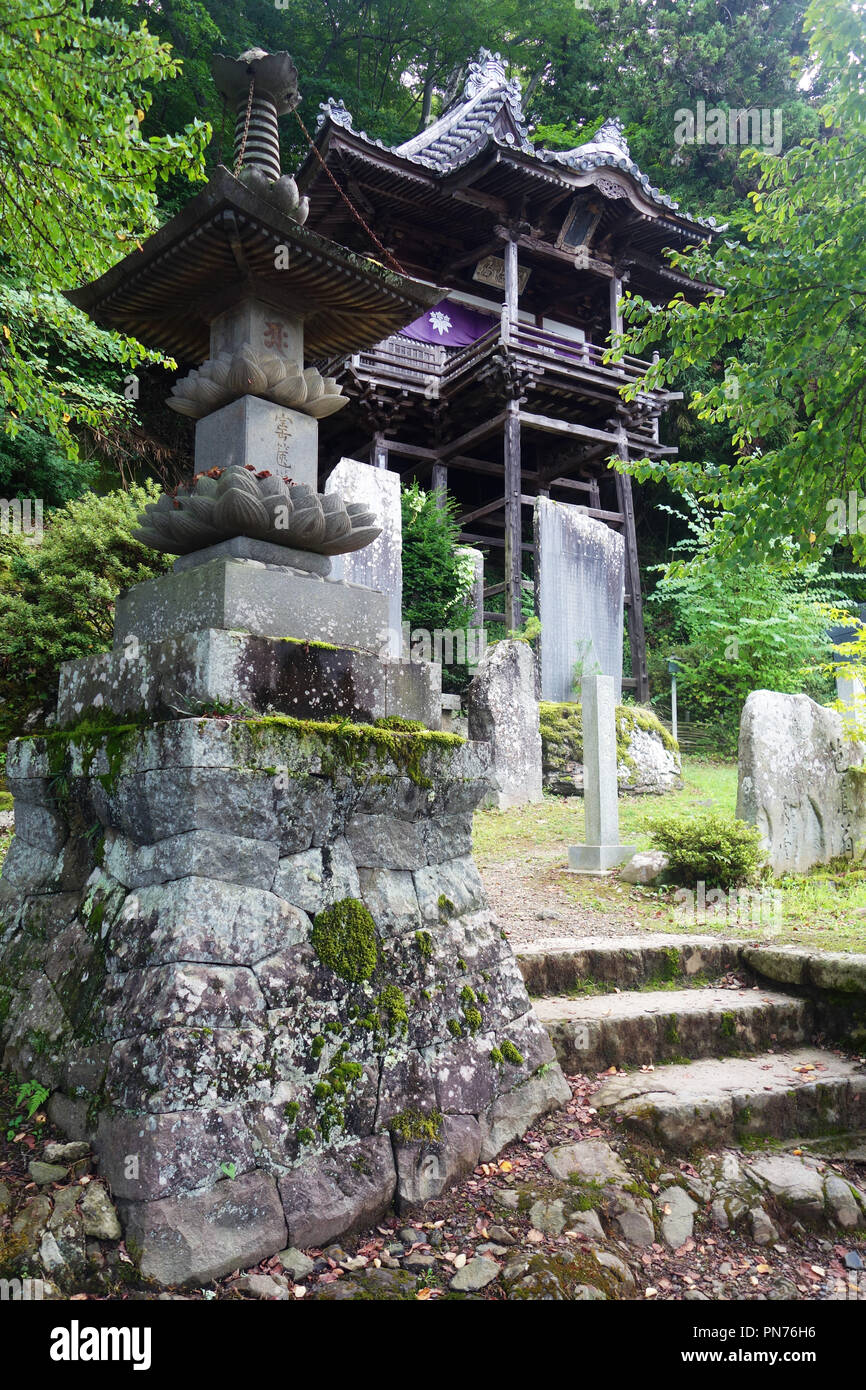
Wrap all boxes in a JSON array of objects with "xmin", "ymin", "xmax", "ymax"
[{"xmin": 298, "ymin": 51, "xmax": 714, "ymax": 699}]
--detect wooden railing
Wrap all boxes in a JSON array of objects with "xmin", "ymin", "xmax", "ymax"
[{"xmin": 336, "ymin": 325, "xmax": 659, "ymax": 403}]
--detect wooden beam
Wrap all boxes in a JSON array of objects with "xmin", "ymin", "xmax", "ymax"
[
  {"xmin": 370, "ymin": 432, "xmax": 388, "ymax": 470},
  {"xmin": 459, "ymin": 533, "xmax": 536, "ymax": 552},
  {"xmin": 458, "ymin": 497, "xmax": 505, "ymax": 527},
  {"xmin": 484, "ymin": 580, "xmax": 535, "ymax": 598},
  {"xmin": 546, "ymin": 477, "xmax": 593, "ymax": 493},
  {"xmin": 440, "ymin": 412, "xmax": 507, "ymax": 460},
  {"xmin": 519, "ymin": 410, "xmax": 622, "ymax": 448},
  {"xmin": 431, "ymin": 462, "xmax": 448, "ymax": 506}
]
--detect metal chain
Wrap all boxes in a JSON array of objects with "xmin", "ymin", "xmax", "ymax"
[
  {"xmin": 233, "ymin": 78, "xmax": 255, "ymax": 176},
  {"xmin": 291, "ymin": 107, "xmax": 407, "ymax": 276}
]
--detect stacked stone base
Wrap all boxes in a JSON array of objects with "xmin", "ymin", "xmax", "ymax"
[{"xmin": 0, "ymin": 715, "xmax": 569, "ymax": 1284}]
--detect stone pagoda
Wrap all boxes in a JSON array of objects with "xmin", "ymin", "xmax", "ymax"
[{"xmin": 0, "ymin": 48, "xmax": 568, "ymax": 1285}]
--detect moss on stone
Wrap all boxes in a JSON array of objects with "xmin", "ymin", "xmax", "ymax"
[
  {"xmin": 414, "ymin": 930, "xmax": 433, "ymax": 959},
  {"xmin": 500, "ymin": 1039, "xmax": 524, "ymax": 1066},
  {"xmin": 375, "ymin": 985, "xmax": 408, "ymax": 1037},
  {"xmin": 446, "ymin": 1018, "xmax": 463, "ymax": 1039},
  {"xmin": 311, "ymin": 898, "xmax": 378, "ymax": 983},
  {"xmin": 539, "ymin": 699, "xmax": 679, "ymax": 787},
  {"xmin": 233, "ymin": 713, "xmax": 464, "ymax": 787},
  {"xmin": 460, "ymin": 985, "xmax": 483, "ymax": 1035},
  {"xmin": 374, "ymin": 716, "xmax": 426, "ymax": 733},
  {"xmin": 388, "ymin": 1106, "xmax": 444, "ymax": 1142}
]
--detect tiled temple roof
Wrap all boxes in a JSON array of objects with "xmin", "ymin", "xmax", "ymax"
[{"xmin": 313, "ymin": 51, "xmax": 716, "ymax": 234}]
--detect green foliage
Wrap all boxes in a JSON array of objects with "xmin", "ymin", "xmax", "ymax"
[
  {"xmin": 0, "ymin": 0, "xmax": 209, "ymax": 453},
  {"xmin": 0, "ymin": 417, "xmax": 97, "ymax": 511},
  {"xmin": 643, "ymin": 502, "xmax": 840, "ymax": 749},
  {"xmin": 219, "ymin": 1161, "xmax": 237, "ymax": 1180},
  {"xmin": 0, "ymin": 484, "xmax": 170, "ymax": 745},
  {"xmin": 499, "ymin": 1039, "xmax": 524, "ymax": 1066},
  {"xmin": 311, "ymin": 898, "xmax": 378, "ymax": 983},
  {"xmin": 4, "ymin": 1078, "xmax": 50, "ymax": 1142},
  {"xmin": 619, "ymin": 0, "xmax": 866, "ymax": 565},
  {"xmin": 647, "ymin": 810, "xmax": 764, "ymax": 889},
  {"xmin": 401, "ymin": 482, "xmax": 473, "ymax": 651}
]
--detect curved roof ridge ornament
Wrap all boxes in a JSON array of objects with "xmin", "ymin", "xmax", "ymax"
[
  {"xmin": 591, "ymin": 116, "xmax": 630, "ymax": 156},
  {"xmin": 317, "ymin": 96, "xmax": 354, "ymax": 132},
  {"xmin": 463, "ymin": 48, "xmax": 510, "ymax": 99}
]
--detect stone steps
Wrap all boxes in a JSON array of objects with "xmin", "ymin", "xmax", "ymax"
[
  {"xmin": 517, "ymin": 934, "xmax": 742, "ymax": 997},
  {"xmin": 589, "ymin": 1047, "xmax": 866, "ymax": 1153},
  {"xmin": 534, "ymin": 986, "xmax": 811, "ymax": 1072}
]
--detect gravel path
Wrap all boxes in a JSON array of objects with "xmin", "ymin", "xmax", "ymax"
[{"xmin": 478, "ymin": 850, "xmax": 645, "ymax": 949}]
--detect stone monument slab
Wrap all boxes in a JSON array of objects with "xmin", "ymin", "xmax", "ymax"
[
  {"xmin": 568, "ymin": 675, "xmax": 636, "ymax": 873},
  {"xmin": 325, "ymin": 460, "xmax": 402, "ymax": 657},
  {"xmin": 467, "ymin": 640, "xmax": 543, "ymax": 808},
  {"xmin": 534, "ymin": 498, "xmax": 625, "ymax": 702}
]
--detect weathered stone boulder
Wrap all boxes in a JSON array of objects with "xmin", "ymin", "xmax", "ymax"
[
  {"xmin": 467, "ymin": 640, "xmax": 543, "ymax": 808},
  {"xmin": 737, "ymin": 690, "xmax": 866, "ymax": 873},
  {"xmin": 539, "ymin": 701, "xmax": 682, "ymax": 796},
  {"xmin": 620, "ymin": 851, "xmax": 670, "ymax": 885},
  {"xmin": 0, "ymin": 713, "xmax": 568, "ymax": 1285}
]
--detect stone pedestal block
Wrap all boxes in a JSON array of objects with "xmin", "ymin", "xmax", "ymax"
[
  {"xmin": 194, "ymin": 394, "xmax": 318, "ymax": 489},
  {"xmin": 210, "ymin": 298, "xmax": 304, "ymax": 369},
  {"xmin": 58, "ymin": 629, "xmax": 440, "ymax": 729},
  {"xmin": 173, "ymin": 535, "xmax": 331, "ymax": 577},
  {"xmin": 113, "ymin": 558, "xmax": 387, "ymax": 652},
  {"xmin": 0, "ymin": 716, "xmax": 568, "ymax": 1284}
]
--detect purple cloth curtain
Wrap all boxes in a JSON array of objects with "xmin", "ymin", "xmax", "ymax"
[{"xmin": 398, "ymin": 298, "xmax": 497, "ymax": 347}]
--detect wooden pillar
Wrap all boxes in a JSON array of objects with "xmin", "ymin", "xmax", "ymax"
[
  {"xmin": 503, "ymin": 234, "xmax": 522, "ymax": 632},
  {"xmin": 502, "ymin": 236, "xmax": 519, "ymax": 345},
  {"xmin": 431, "ymin": 461, "xmax": 448, "ymax": 506},
  {"xmin": 370, "ymin": 432, "xmax": 388, "ymax": 470},
  {"xmin": 504, "ymin": 399, "xmax": 523, "ymax": 632},
  {"xmin": 609, "ymin": 274, "xmax": 623, "ymax": 339},
  {"xmin": 614, "ymin": 429, "xmax": 649, "ymax": 703}
]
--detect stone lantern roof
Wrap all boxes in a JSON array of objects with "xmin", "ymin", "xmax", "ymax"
[
  {"xmin": 66, "ymin": 47, "xmax": 440, "ymax": 365},
  {"xmin": 66, "ymin": 165, "xmax": 439, "ymax": 365}
]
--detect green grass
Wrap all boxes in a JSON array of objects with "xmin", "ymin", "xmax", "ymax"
[{"xmin": 473, "ymin": 758, "xmax": 866, "ymax": 953}]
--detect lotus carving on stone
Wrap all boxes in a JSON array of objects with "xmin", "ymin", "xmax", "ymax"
[
  {"xmin": 166, "ymin": 343, "xmax": 348, "ymax": 421},
  {"xmin": 133, "ymin": 465, "xmax": 381, "ymax": 556}
]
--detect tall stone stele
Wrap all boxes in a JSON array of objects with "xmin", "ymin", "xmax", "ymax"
[{"xmin": 0, "ymin": 48, "xmax": 569, "ymax": 1286}]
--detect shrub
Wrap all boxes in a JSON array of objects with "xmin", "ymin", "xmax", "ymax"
[
  {"xmin": 0, "ymin": 482, "xmax": 170, "ymax": 747},
  {"xmin": 647, "ymin": 810, "xmax": 763, "ymax": 889}
]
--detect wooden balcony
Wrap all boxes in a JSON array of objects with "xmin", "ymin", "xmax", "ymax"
[{"xmin": 329, "ymin": 322, "xmax": 668, "ymax": 424}]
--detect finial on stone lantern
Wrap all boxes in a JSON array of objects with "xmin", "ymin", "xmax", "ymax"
[{"xmin": 211, "ymin": 47, "xmax": 299, "ymax": 182}]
